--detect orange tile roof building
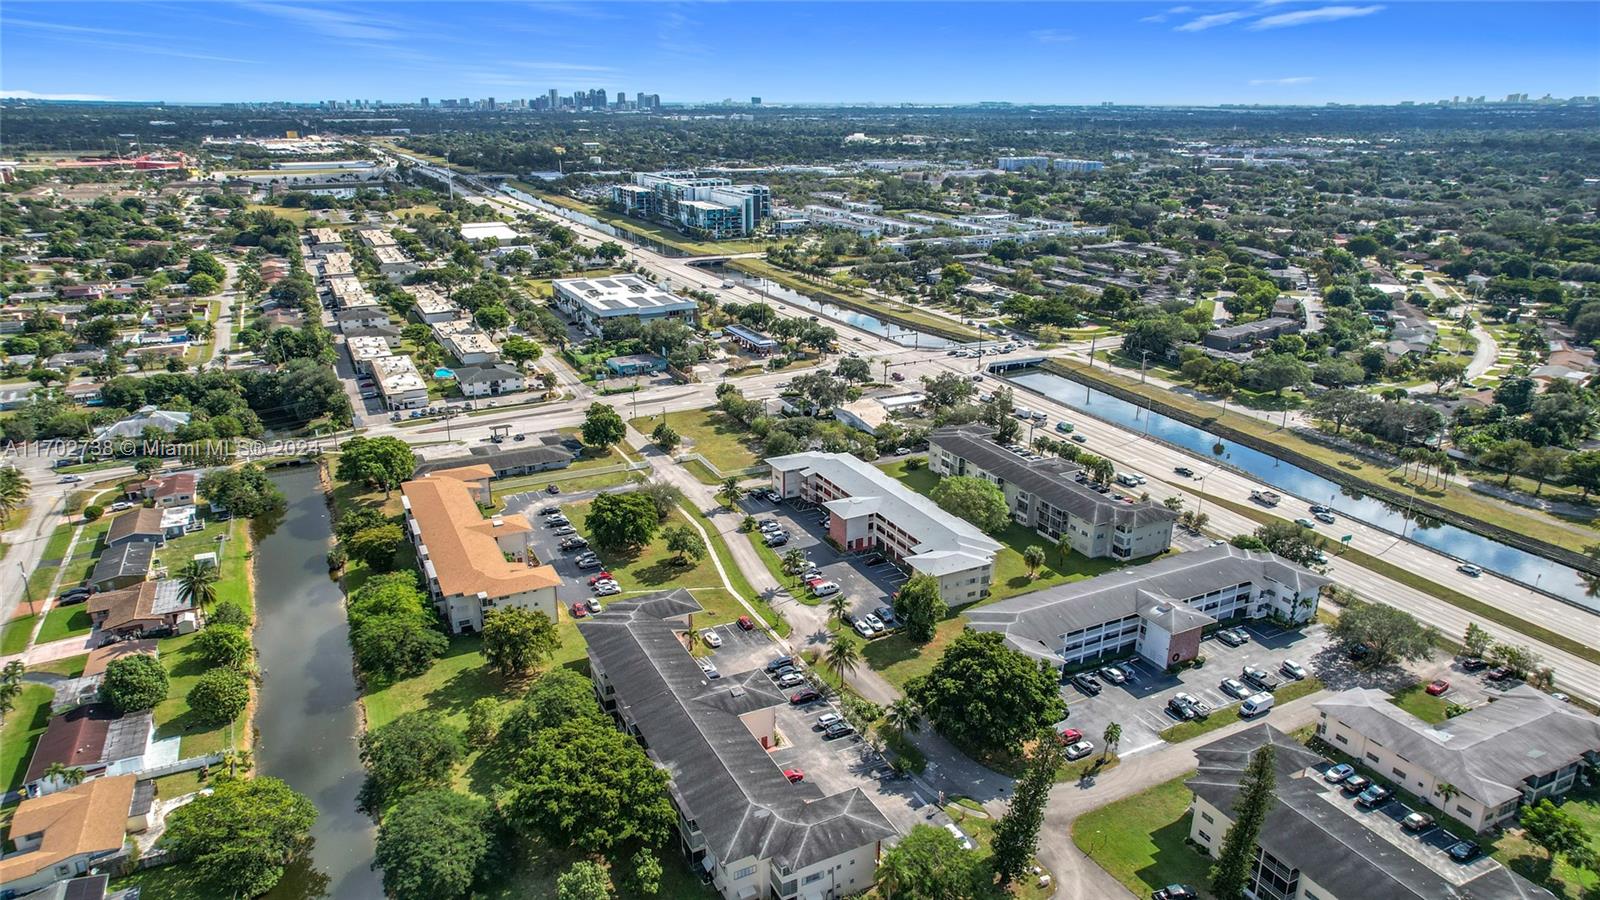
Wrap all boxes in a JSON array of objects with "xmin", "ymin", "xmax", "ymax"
[
  {"xmin": 0, "ymin": 775, "xmax": 141, "ymax": 895},
  {"xmin": 400, "ymin": 466, "xmax": 560, "ymax": 634}
]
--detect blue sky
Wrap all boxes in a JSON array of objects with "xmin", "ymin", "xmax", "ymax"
[{"xmin": 2, "ymin": 2, "xmax": 1597, "ymax": 105}]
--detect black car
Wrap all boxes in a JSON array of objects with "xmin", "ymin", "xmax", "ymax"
[
  {"xmin": 1460, "ymin": 657, "xmax": 1489, "ymax": 672},
  {"xmin": 1072, "ymin": 672, "xmax": 1102, "ymax": 695},
  {"xmin": 1173, "ymin": 467, "xmax": 1194, "ymax": 478},
  {"xmin": 1152, "ymin": 886, "xmax": 1198, "ymax": 900},
  {"xmin": 539, "ymin": 506, "xmax": 561, "ymax": 516},
  {"xmin": 766, "ymin": 655, "xmax": 796, "ymax": 673},
  {"xmin": 823, "ymin": 721, "xmax": 856, "ymax": 740},
  {"xmin": 1448, "ymin": 841, "xmax": 1481, "ymax": 862},
  {"xmin": 1356, "ymin": 784, "xmax": 1393, "ymax": 808},
  {"xmin": 1341, "ymin": 774, "xmax": 1372, "ymax": 794},
  {"xmin": 1166, "ymin": 698, "xmax": 1198, "ymax": 721}
]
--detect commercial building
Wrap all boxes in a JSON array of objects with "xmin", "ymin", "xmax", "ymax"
[
  {"xmin": 1187, "ymin": 725, "xmax": 1554, "ymax": 900},
  {"xmin": 552, "ymin": 275, "xmax": 698, "ymax": 338},
  {"xmin": 0, "ymin": 775, "xmax": 144, "ymax": 896},
  {"xmin": 581, "ymin": 591, "xmax": 896, "ymax": 900},
  {"xmin": 400, "ymin": 466, "xmax": 560, "ymax": 634},
  {"xmin": 1203, "ymin": 317, "xmax": 1301, "ymax": 352},
  {"xmin": 370, "ymin": 354, "xmax": 429, "ymax": 410},
  {"xmin": 611, "ymin": 172, "xmax": 771, "ymax": 238},
  {"xmin": 929, "ymin": 425, "xmax": 1177, "ymax": 560},
  {"xmin": 997, "ymin": 156, "xmax": 1104, "ymax": 173},
  {"xmin": 1315, "ymin": 686, "xmax": 1600, "ymax": 833},
  {"xmin": 767, "ymin": 452, "xmax": 1000, "ymax": 604},
  {"xmin": 413, "ymin": 433, "xmax": 579, "ymax": 478},
  {"xmin": 968, "ymin": 543, "xmax": 1328, "ymax": 670}
]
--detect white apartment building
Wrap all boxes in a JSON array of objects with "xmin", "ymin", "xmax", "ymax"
[
  {"xmin": 581, "ymin": 592, "xmax": 896, "ymax": 900},
  {"xmin": 370, "ymin": 354, "xmax": 429, "ymax": 410},
  {"xmin": 455, "ymin": 364, "xmax": 525, "ymax": 398},
  {"xmin": 405, "ymin": 285, "xmax": 461, "ymax": 324},
  {"xmin": 929, "ymin": 424, "xmax": 1177, "ymax": 560},
  {"xmin": 433, "ymin": 319, "xmax": 500, "ymax": 365},
  {"xmin": 320, "ymin": 252, "xmax": 355, "ymax": 280},
  {"xmin": 552, "ymin": 275, "xmax": 699, "ymax": 338},
  {"xmin": 327, "ymin": 275, "xmax": 371, "ymax": 309},
  {"xmin": 401, "ymin": 466, "xmax": 560, "ymax": 634},
  {"xmin": 372, "ymin": 244, "xmax": 417, "ymax": 281},
  {"xmin": 357, "ymin": 227, "xmax": 397, "ymax": 248},
  {"xmin": 969, "ymin": 544, "xmax": 1328, "ymax": 670},
  {"xmin": 1315, "ymin": 686, "xmax": 1600, "ymax": 833},
  {"xmin": 767, "ymin": 452, "xmax": 1000, "ymax": 604},
  {"xmin": 345, "ymin": 335, "xmax": 394, "ymax": 372},
  {"xmin": 308, "ymin": 227, "xmax": 344, "ymax": 254}
]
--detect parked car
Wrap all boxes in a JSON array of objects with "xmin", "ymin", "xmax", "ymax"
[
  {"xmin": 569, "ymin": 603, "xmax": 589, "ymax": 619},
  {"xmin": 765, "ymin": 533, "xmax": 789, "ymax": 547},
  {"xmin": 810, "ymin": 581, "xmax": 840, "ymax": 597},
  {"xmin": 560, "ymin": 537, "xmax": 589, "ymax": 551},
  {"xmin": 852, "ymin": 619, "xmax": 875, "ymax": 638},
  {"xmin": 1460, "ymin": 657, "xmax": 1489, "ymax": 672},
  {"xmin": 1098, "ymin": 665, "xmax": 1128, "ymax": 685},
  {"xmin": 1356, "ymin": 784, "xmax": 1393, "ymax": 808},
  {"xmin": 790, "ymin": 688, "xmax": 821, "ymax": 705},
  {"xmin": 1280, "ymin": 660, "xmax": 1307, "ymax": 680},
  {"xmin": 1072, "ymin": 673, "xmax": 1102, "ymax": 695},
  {"xmin": 108, "ymin": 501, "xmax": 133, "ymax": 512},
  {"xmin": 777, "ymin": 672, "xmax": 806, "ymax": 688},
  {"xmin": 594, "ymin": 583, "xmax": 621, "ymax": 597},
  {"xmin": 1240, "ymin": 693, "xmax": 1274, "ymax": 717},
  {"xmin": 1173, "ymin": 692, "xmax": 1210, "ymax": 715},
  {"xmin": 587, "ymin": 572, "xmax": 615, "ymax": 586},
  {"xmin": 1242, "ymin": 666, "xmax": 1279, "ymax": 690},
  {"xmin": 816, "ymin": 712, "xmax": 843, "ymax": 730},
  {"xmin": 1340, "ymin": 774, "xmax": 1371, "ymax": 794},
  {"xmin": 766, "ymin": 655, "xmax": 795, "ymax": 673},
  {"xmin": 863, "ymin": 613, "xmax": 885, "ymax": 634},
  {"xmin": 701, "ymin": 629, "xmax": 722, "ymax": 648},
  {"xmin": 738, "ymin": 615, "xmax": 755, "ymax": 631},
  {"xmin": 1220, "ymin": 678, "xmax": 1251, "ymax": 699},
  {"xmin": 1487, "ymin": 666, "xmax": 1513, "ymax": 681},
  {"xmin": 1216, "ymin": 628, "xmax": 1247, "ymax": 648},
  {"xmin": 1152, "ymin": 886, "xmax": 1198, "ymax": 900},
  {"xmin": 770, "ymin": 665, "xmax": 797, "ymax": 679},
  {"xmin": 1058, "ymin": 727, "xmax": 1084, "ymax": 745},
  {"xmin": 783, "ymin": 768, "xmax": 805, "ymax": 783},
  {"xmin": 1167, "ymin": 698, "xmax": 1198, "ymax": 721},
  {"xmin": 1402, "ymin": 812, "xmax": 1435, "ymax": 832},
  {"xmin": 552, "ymin": 526, "xmax": 576, "ymax": 536},
  {"xmin": 874, "ymin": 606, "xmax": 898, "ymax": 628},
  {"xmin": 546, "ymin": 484, "xmax": 561, "ymax": 494},
  {"xmin": 1447, "ymin": 841, "xmax": 1481, "ymax": 862},
  {"xmin": 1426, "ymin": 679, "xmax": 1451, "ymax": 696},
  {"xmin": 823, "ymin": 721, "xmax": 855, "ymax": 740},
  {"xmin": 1063, "ymin": 739, "xmax": 1095, "ymax": 761},
  {"xmin": 1324, "ymin": 764, "xmax": 1355, "ymax": 784},
  {"xmin": 576, "ymin": 557, "xmax": 603, "ymax": 570}
]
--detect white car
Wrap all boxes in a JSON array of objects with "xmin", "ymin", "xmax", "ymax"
[
  {"xmin": 594, "ymin": 583, "xmax": 621, "ymax": 597},
  {"xmin": 697, "ymin": 658, "xmax": 720, "ymax": 680},
  {"xmin": 811, "ymin": 581, "xmax": 840, "ymax": 597},
  {"xmin": 109, "ymin": 501, "xmax": 133, "ymax": 512},
  {"xmin": 1280, "ymin": 660, "xmax": 1307, "ymax": 680},
  {"xmin": 591, "ymin": 578, "xmax": 619, "ymax": 592},
  {"xmin": 1063, "ymin": 739, "xmax": 1095, "ymax": 761},
  {"xmin": 701, "ymin": 629, "xmax": 723, "ymax": 648},
  {"xmin": 776, "ymin": 672, "xmax": 806, "ymax": 688},
  {"xmin": 863, "ymin": 613, "xmax": 885, "ymax": 634},
  {"xmin": 817, "ymin": 712, "xmax": 843, "ymax": 730},
  {"xmin": 852, "ymin": 619, "xmax": 875, "ymax": 638},
  {"xmin": 1457, "ymin": 564, "xmax": 1483, "ymax": 577}
]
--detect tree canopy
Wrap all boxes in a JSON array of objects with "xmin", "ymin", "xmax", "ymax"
[{"xmin": 907, "ymin": 631, "xmax": 1066, "ymax": 757}]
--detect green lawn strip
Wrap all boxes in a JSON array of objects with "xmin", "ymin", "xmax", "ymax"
[
  {"xmin": 730, "ymin": 257, "xmax": 982, "ymax": 341},
  {"xmin": 68, "ymin": 518, "xmax": 114, "ymax": 560},
  {"xmin": 39, "ymin": 522, "xmax": 77, "ymax": 563},
  {"xmin": 941, "ymin": 803, "xmax": 1057, "ymax": 900},
  {"xmin": 1389, "ymin": 684, "xmax": 1452, "ymax": 724},
  {"xmin": 491, "ymin": 467, "xmax": 640, "ymax": 502},
  {"xmin": 26, "ymin": 654, "xmax": 88, "ymax": 678},
  {"xmin": 679, "ymin": 506, "xmax": 790, "ymax": 637},
  {"xmin": 1204, "ymin": 493, "xmax": 1600, "ymax": 667},
  {"xmin": 470, "ymin": 832, "xmax": 716, "ymax": 900},
  {"xmin": 1042, "ymin": 358, "xmax": 1598, "ymax": 558},
  {"xmin": 630, "ymin": 409, "xmax": 763, "ymax": 473},
  {"xmin": 34, "ymin": 604, "xmax": 93, "ymax": 644},
  {"xmin": 1158, "ymin": 677, "xmax": 1323, "ymax": 743},
  {"xmin": 1071, "ymin": 773, "xmax": 1213, "ymax": 898},
  {"xmin": 0, "ymin": 684, "xmax": 57, "ymax": 794},
  {"xmin": 0, "ymin": 614, "xmax": 38, "ymax": 655},
  {"xmin": 1490, "ymin": 785, "xmax": 1599, "ymax": 898}
]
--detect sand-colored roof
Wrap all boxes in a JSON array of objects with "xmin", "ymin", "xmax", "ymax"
[
  {"xmin": 0, "ymin": 775, "xmax": 136, "ymax": 884},
  {"xmin": 85, "ymin": 580, "xmax": 192, "ymax": 632},
  {"xmin": 106, "ymin": 507, "xmax": 162, "ymax": 543},
  {"xmin": 83, "ymin": 640, "xmax": 158, "ymax": 678},
  {"xmin": 402, "ymin": 470, "xmax": 558, "ymax": 600}
]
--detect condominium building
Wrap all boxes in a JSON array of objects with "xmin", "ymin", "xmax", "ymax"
[
  {"xmin": 1187, "ymin": 725, "xmax": 1554, "ymax": 900},
  {"xmin": 346, "ymin": 335, "xmax": 395, "ymax": 372},
  {"xmin": 320, "ymin": 252, "xmax": 355, "ymax": 280},
  {"xmin": 308, "ymin": 227, "xmax": 344, "ymax": 254},
  {"xmin": 405, "ymin": 284, "xmax": 461, "ymax": 323},
  {"xmin": 968, "ymin": 543, "xmax": 1328, "ymax": 670},
  {"xmin": 581, "ymin": 591, "xmax": 896, "ymax": 900},
  {"xmin": 766, "ymin": 452, "xmax": 1000, "ymax": 604},
  {"xmin": 929, "ymin": 424, "xmax": 1177, "ymax": 561},
  {"xmin": 552, "ymin": 275, "xmax": 698, "ymax": 338},
  {"xmin": 400, "ymin": 466, "xmax": 560, "ymax": 634},
  {"xmin": 327, "ymin": 274, "xmax": 372, "ymax": 309},
  {"xmin": 357, "ymin": 227, "xmax": 397, "ymax": 248},
  {"xmin": 611, "ymin": 172, "xmax": 771, "ymax": 238},
  {"xmin": 1315, "ymin": 686, "xmax": 1600, "ymax": 833},
  {"xmin": 372, "ymin": 244, "xmax": 417, "ymax": 281},
  {"xmin": 432, "ymin": 319, "xmax": 501, "ymax": 365},
  {"xmin": 996, "ymin": 156, "xmax": 1104, "ymax": 173},
  {"xmin": 370, "ymin": 354, "xmax": 429, "ymax": 410}
]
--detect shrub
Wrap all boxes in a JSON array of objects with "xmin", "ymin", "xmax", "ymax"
[
  {"xmin": 101, "ymin": 653, "xmax": 168, "ymax": 713},
  {"xmin": 82, "ymin": 504, "xmax": 104, "ymax": 522}
]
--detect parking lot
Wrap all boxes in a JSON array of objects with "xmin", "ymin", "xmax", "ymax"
[
  {"xmin": 1311, "ymin": 760, "xmax": 1498, "ymax": 885},
  {"xmin": 738, "ymin": 492, "xmax": 910, "ymax": 622},
  {"xmin": 503, "ymin": 487, "xmax": 641, "ymax": 613},
  {"xmin": 1057, "ymin": 621, "xmax": 1335, "ymax": 757}
]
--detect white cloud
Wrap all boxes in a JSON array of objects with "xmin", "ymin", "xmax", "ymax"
[
  {"xmin": 236, "ymin": 2, "xmax": 407, "ymax": 42},
  {"xmin": 1249, "ymin": 76, "xmax": 1316, "ymax": 85},
  {"xmin": 1030, "ymin": 28, "xmax": 1076, "ymax": 43},
  {"xmin": 505, "ymin": 60, "xmax": 618, "ymax": 73},
  {"xmin": 1175, "ymin": 10, "xmax": 1252, "ymax": 31},
  {"xmin": 1249, "ymin": 4, "xmax": 1383, "ymax": 28},
  {"xmin": 0, "ymin": 89, "xmax": 117, "ymax": 101}
]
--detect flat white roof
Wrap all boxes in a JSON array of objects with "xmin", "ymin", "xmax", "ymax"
[
  {"xmin": 553, "ymin": 274, "xmax": 697, "ymax": 318},
  {"xmin": 459, "ymin": 221, "xmax": 520, "ymax": 242},
  {"xmin": 371, "ymin": 354, "xmax": 426, "ymax": 395},
  {"xmin": 373, "ymin": 246, "xmax": 412, "ymax": 266}
]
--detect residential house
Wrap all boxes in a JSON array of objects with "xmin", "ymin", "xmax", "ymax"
[
  {"xmin": 88, "ymin": 544, "xmax": 153, "ymax": 592},
  {"xmin": 104, "ymin": 508, "xmax": 165, "ymax": 549},
  {"xmin": 85, "ymin": 580, "xmax": 198, "ymax": 638},
  {"xmin": 1203, "ymin": 318, "xmax": 1301, "ymax": 352},
  {"xmin": 139, "ymin": 472, "xmax": 196, "ymax": 507},
  {"xmin": 23, "ymin": 706, "xmax": 154, "ymax": 797},
  {"xmin": 0, "ymin": 776, "xmax": 143, "ymax": 896},
  {"xmin": 90, "ymin": 406, "xmax": 190, "ymax": 443},
  {"xmin": 454, "ymin": 364, "xmax": 526, "ymax": 398}
]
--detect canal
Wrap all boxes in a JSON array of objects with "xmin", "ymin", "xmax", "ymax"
[
  {"xmin": 253, "ymin": 464, "xmax": 380, "ymax": 900},
  {"xmin": 722, "ymin": 271, "xmax": 954, "ymax": 350},
  {"xmin": 501, "ymin": 186, "xmax": 689, "ymax": 257},
  {"xmin": 1008, "ymin": 368, "xmax": 1599, "ymax": 612}
]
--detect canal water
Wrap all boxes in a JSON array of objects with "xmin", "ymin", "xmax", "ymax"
[
  {"xmin": 253, "ymin": 464, "xmax": 380, "ymax": 900},
  {"xmin": 722, "ymin": 271, "xmax": 954, "ymax": 350},
  {"xmin": 1008, "ymin": 368, "xmax": 1599, "ymax": 612},
  {"xmin": 501, "ymin": 186, "xmax": 689, "ymax": 257}
]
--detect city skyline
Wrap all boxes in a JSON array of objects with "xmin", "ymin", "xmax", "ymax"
[{"xmin": 3, "ymin": 1, "xmax": 1597, "ymax": 106}]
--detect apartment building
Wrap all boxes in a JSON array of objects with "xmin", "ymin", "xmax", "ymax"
[
  {"xmin": 372, "ymin": 244, "xmax": 417, "ymax": 281},
  {"xmin": 1188, "ymin": 726, "xmax": 1554, "ymax": 900},
  {"xmin": 400, "ymin": 466, "xmax": 560, "ymax": 634},
  {"xmin": 370, "ymin": 354, "xmax": 429, "ymax": 410},
  {"xmin": 346, "ymin": 335, "xmax": 395, "ymax": 373},
  {"xmin": 433, "ymin": 319, "xmax": 501, "ymax": 365},
  {"xmin": 552, "ymin": 275, "xmax": 698, "ymax": 338},
  {"xmin": 767, "ymin": 452, "xmax": 1000, "ymax": 604},
  {"xmin": 357, "ymin": 227, "xmax": 398, "ymax": 249},
  {"xmin": 969, "ymin": 543, "xmax": 1328, "ymax": 670},
  {"xmin": 320, "ymin": 251, "xmax": 355, "ymax": 280},
  {"xmin": 455, "ymin": 364, "xmax": 525, "ymax": 397},
  {"xmin": 1315, "ymin": 686, "xmax": 1600, "ymax": 833},
  {"xmin": 612, "ymin": 172, "xmax": 771, "ymax": 238},
  {"xmin": 308, "ymin": 227, "xmax": 344, "ymax": 254},
  {"xmin": 929, "ymin": 424, "xmax": 1177, "ymax": 560},
  {"xmin": 581, "ymin": 591, "xmax": 896, "ymax": 900},
  {"xmin": 405, "ymin": 284, "xmax": 461, "ymax": 323}
]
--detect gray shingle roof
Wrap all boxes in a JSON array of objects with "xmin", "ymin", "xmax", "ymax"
[
  {"xmin": 931, "ymin": 425, "xmax": 1179, "ymax": 529},
  {"xmin": 1316, "ymin": 686, "xmax": 1600, "ymax": 806},
  {"xmin": 1190, "ymin": 725, "xmax": 1554, "ymax": 900},
  {"xmin": 968, "ymin": 543, "xmax": 1328, "ymax": 661},
  {"xmin": 580, "ymin": 592, "xmax": 897, "ymax": 872},
  {"xmin": 91, "ymin": 543, "xmax": 153, "ymax": 586}
]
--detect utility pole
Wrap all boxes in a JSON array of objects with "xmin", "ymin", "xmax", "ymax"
[
  {"xmin": 1140, "ymin": 349, "xmax": 1151, "ymax": 384},
  {"xmin": 1088, "ymin": 335, "xmax": 1096, "ymax": 366},
  {"xmin": 18, "ymin": 563, "xmax": 35, "ymax": 616}
]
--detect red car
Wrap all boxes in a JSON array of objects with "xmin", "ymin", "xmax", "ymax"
[
  {"xmin": 587, "ymin": 572, "xmax": 614, "ymax": 585},
  {"xmin": 738, "ymin": 615, "xmax": 755, "ymax": 631},
  {"xmin": 1426, "ymin": 679, "xmax": 1450, "ymax": 696},
  {"xmin": 1058, "ymin": 728, "xmax": 1084, "ymax": 745},
  {"xmin": 569, "ymin": 603, "xmax": 588, "ymax": 619},
  {"xmin": 790, "ymin": 688, "xmax": 821, "ymax": 704},
  {"xmin": 784, "ymin": 768, "xmax": 805, "ymax": 783}
]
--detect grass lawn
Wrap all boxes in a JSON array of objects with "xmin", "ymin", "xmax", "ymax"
[
  {"xmin": 1492, "ymin": 786, "xmax": 1600, "ymax": 899},
  {"xmin": 630, "ymin": 409, "xmax": 762, "ymax": 474},
  {"xmin": 0, "ymin": 684, "xmax": 56, "ymax": 794},
  {"xmin": 39, "ymin": 522, "xmax": 77, "ymax": 564},
  {"xmin": 940, "ymin": 803, "xmax": 1057, "ymax": 900},
  {"xmin": 0, "ymin": 614, "xmax": 38, "ymax": 655},
  {"xmin": 566, "ymin": 500, "xmax": 750, "ymax": 628},
  {"xmin": 34, "ymin": 604, "xmax": 93, "ymax": 644},
  {"xmin": 1159, "ymin": 677, "xmax": 1323, "ymax": 743},
  {"xmin": 26, "ymin": 654, "xmax": 88, "ymax": 678},
  {"xmin": 682, "ymin": 505, "xmax": 789, "ymax": 637},
  {"xmin": 475, "ymin": 833, "xmax": 716, "ymax": 900},
  {"xmin": 1390, "ymin": 683, "xmax": 1452, "ymax": 724},
  {"xmin": 1072, "ymin": 773, "xmax": 1212, "ymax": 897}
]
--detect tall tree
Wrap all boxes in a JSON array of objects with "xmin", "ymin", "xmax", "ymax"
[
  {"xmin": 930, "ymin": 475, "xmax": 1010, "ymax": 533},
  {"xmin": 877, "ymin": 824, "xmax": 979, "ymax": 900},
  {"xmin": 907, "ymin": 631, "xmax": 1066, "ymax": 758},
  {"xmin": 1331, "ymin": 597, "xmax": 1437, "ymax": 667},
  {"xmin": 825, "ymin": 635, "xmax": 862, "ymax": 686},
  {"xmin": 892, "ymin": 574, "xmax": 948, "ymax": 644},
  {"xmin": 375, "ymin": 790, "xmax": 493, "ymax": 900},
  {"xmin": 580, "ymin": 402, "xmax": 626, "ymax": 450},
  {"xmin": 358, "ymin": 711, "xmax": 464, "ymax": 812},
  {"xmin": 1210, "ymin": 744, "xmax": 1277, "ymax": 900},
  {"xmin": 335, "ymin": 436, "xmax": 416, "ymax": 497},
  {"xmin": 991, "ymin": 729, "xmax": 1064, "ymax": 884},
  {"xmin": 584, "ymin": 491, "xmax": 661, "ymax": 549},
  {"xmin": 481, "ymin": 608, "xmax": 561, "ymax": 678},
  {"xmin": 159, "ymin": 776, "xmax": 316, "ymax": 899},
  {"xmin": 176, "ymin": 559, "xmax": 219, "ymax": 613},
  {"xmin": 502, "ymin": 716, "xmax": 675, "ymax": 852}
]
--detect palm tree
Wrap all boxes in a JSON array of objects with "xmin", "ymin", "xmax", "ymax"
[
  {"xmin": 825, "ymin": 635, "xmax": 862, "ymax": 686},
  {"xmin": 885, "ymin": 697, "xmax": 922, "ymax": 736},
  {"xmin": 781, "ymin": 548, "xmax": 808, "ymax": 575},
  {"xmin": 1023, "ymin": 545, "xmax": 1046, "ymax": 580},
  {"xmin": 1056, "ymin": 533, "xmax": 1074, "ymax": 567},
  {"xmin": 1, "ymin": 659, "xmax": 22, "ymax": 689},
  {"xmin": 176, "ymin": 560, "xmax": 218, "ymax": 613},
  {"xmin": 1435, "ymin": 782, "xmax": 1460, "ymax": 808},
  {"xmin": 718, "ymin": 477, "xmax": 744, "ymax": 509},
  {"xmin": 1102, "ymin": 722, "xmax": 1122, "ymax": 759},
  {"xmin": 43, "ymin": 762, "xmax": 85, "ymax": 787},
  {"xmin": 0, "ymin": 467, "xmax": 29, "ymax": 525}
]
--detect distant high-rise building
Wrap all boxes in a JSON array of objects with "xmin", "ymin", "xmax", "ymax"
[
  {"xmin": 751, "ymin": 97, "xmax": 761, "ymax": 105},
  {"xmin": 460, "ymin": 97, "xmax": 470, "ymax": 107},
  {"xmin": 421, "ymin": 97, "xmax": 430, "ymax": 107},
  {"xmin": 486, "ymin": 97, "xmax": 496, "ymax": 110},
  {"xmin": 549, "ymin": 88, "xmax": 559, "ymax": 108}
]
